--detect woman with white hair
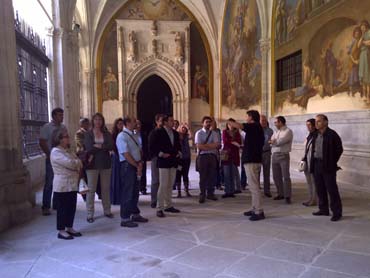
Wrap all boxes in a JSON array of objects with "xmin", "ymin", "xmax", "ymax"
[{"xmin": 50, "ymin": 128, "xmax": 83, "ymax": 240}]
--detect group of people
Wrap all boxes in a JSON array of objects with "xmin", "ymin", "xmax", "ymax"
[{"xmin": 39, "ymin": 108, "xmax": 344, "ymax": 240}]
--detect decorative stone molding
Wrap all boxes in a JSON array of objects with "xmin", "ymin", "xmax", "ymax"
[{"xmin": 115, "ymin": 19, "xmax": 191, "ymax": 124}]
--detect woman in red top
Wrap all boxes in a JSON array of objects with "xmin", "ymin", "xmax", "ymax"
[{"xmin": 221, "ymin": 118, "xmax": 242, "ymax": 198}]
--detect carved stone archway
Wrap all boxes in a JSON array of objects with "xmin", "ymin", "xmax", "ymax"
[
  {"xmin": 116, "ymin": 19, "xmax": 191, "ymax": 124},
  {"xmin": 125, "ymin": 58, "xmax": 188, "ymax": 122}
]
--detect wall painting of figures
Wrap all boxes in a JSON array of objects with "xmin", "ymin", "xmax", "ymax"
[
  {"xmin": 221, "ymin": 0, "xmax": 262, "ymax": 120},
  {"xmin": 273, "ymin": 0, "xmax": 370, "ymax": 115}
]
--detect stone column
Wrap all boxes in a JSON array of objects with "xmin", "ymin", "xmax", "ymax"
[
  {"xmin": 81, "ymin": 68, "xmax": 95, "ymax": 118},
  {"xmin": 259, "ymin": 38, "xmax": 271, "ymax": 117},
  {"xmin": 49, "ymin": 0, "xmax": 80, "ymax": 141},
  {"xmin": 0, "ymin": 0, "xmax": 33, "ymax": 232}
]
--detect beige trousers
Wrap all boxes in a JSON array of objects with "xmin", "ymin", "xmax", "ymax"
[
  {"xmin": 244, "ymin": 163, "xmax": 263, "ymax": 213},
  {"xmin": 157, "ymin": 168, "xmax": 177, "ymax": 210},
  {"xmin": 86, "ymin": 168, "xmax": 111, "ymax": 218}
]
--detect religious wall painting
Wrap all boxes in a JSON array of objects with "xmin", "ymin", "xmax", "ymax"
[
  {"xmin": 275, "ymin": 0, "xmax": 341, "ymax": 46},
  {"xmin": 101, "ymin": 28, "xmax": 118, "ymax": 101},
  {"xmin": 221, "ymin": 0, "xmax": 262, "ymax": 117},
  {"xmin": 190, "ymin": 24, "xmax": 209, "ymax": 104},
  {"xmin": 273, "ymin": 0, "xmax": 370, "ymax": 115}
]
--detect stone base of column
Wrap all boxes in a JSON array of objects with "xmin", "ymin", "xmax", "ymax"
[{"xmin": 0, "ymin": 167, "xmax": 34, "ymax": 232}]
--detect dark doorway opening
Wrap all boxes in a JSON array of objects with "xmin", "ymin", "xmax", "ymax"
[{"xmin": 137, "ymin": 74, "xmax": 173, "ymax": 159}]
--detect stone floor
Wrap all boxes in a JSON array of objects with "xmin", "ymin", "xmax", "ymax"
[{"xmin": 1, "ymin": 163, "xmax": 370, "ymax": 278}]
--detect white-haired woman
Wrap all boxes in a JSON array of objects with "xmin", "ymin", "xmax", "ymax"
[{"xmin": 50, "ymin": 128, "xmax": 83, "ymax": 240}]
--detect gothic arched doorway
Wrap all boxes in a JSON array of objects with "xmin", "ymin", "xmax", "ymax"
[{"xmin": 137, "ymin": 74, "xmax": 173, "ymax": 153}]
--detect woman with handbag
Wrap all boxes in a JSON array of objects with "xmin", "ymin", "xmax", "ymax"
[
  {"xmin": 221, "ymin": 118, "xmax": 242, "ymax": 198},
  {"xmin": 301, "ymin": 118, "xmax": 318, "ymax": 206},
  {"xmin": 175, "ymin": 124, "xmax": 192, "ymax": 198},
  {"xmin": 110, "ymin": 118, "xmax": 124, "ymax": 205},
  {"xmin": 50, "ymin": 128, "xmax": 83, "ymax": 240},
  {"xmin": 84, "ymin": 113, "xmax": 114, "ymax": 223}
]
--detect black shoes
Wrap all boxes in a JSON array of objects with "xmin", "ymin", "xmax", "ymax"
[
  {"xmin": 285, "ymin": 198, "xmax": 291, "ymax": 204},
  {"xmin": 199, "ymin": 194, "xmax": 205, "ymax": 203},
  {"xmin": 207, "ymin": 194, "xmax": 218, "ymax": 201},
  {"xmin": 264, "ymin": 192, "xmax": 272, "ymax": 198},
  {"xmin": 104, "ymin": 213, "xmax": 114, "ymax": 218},
  {"xmin": 164, "ymin": 207, "xmax": 181, "ymax": 213},
  {"xmin": 121, "ymin": 221, "xmax": 138, "ymax": 228},
  {"xmin": 312, "ymin": 211, "xmax": 330, "ymax": 216},
  {"xmin": 131, "ymin": 215, "xmax": 149, "ymax": 223},
  {"xmin": 87, "ymin": 217, "xmax": 94, "ymax": 223},
  {"xmin": 243, "ymin": 210, "xmax": 254, "ymax": 216},
  {"xmin": 273, "ymin": 195, "xmax": 284, "ymax": 200},
  {"xmin": 222, "ymin": 193, "xmax": 236, "ymax": 198},
  {"xmin": 42, "ymin": 208, "xmax": 51, "ymax": 216},
  {"xmin": 150, "ymin": 202, "xmax": 156, "ymax": 208},
  {"xmin": 156, "ymin": 210, "xmax": 166, "ymax": 218},
  {"xmin": 67, "ymin": 231, "xmax": 82, "ymax": 237},
  {"xmin": 234, "ymin": 190, "xmax": 242, "ymax": 194},
  {"xmin": 58, "ymin": 233, "xmax": 74, "ymax": 240},
  {"xmin": 331, "ymin": 215, "xmax": 342, "ymax": 222},
  {"xmin": 249, "ymin": 212, "xmax": 265, "ymax": 221}
]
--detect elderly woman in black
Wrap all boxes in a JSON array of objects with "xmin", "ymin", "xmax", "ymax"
[
  {"xmin": 50, "ymin": 128, "xmax": 82, "ymax": 240},
  {"xmin": 84, "ymin": 113, "xmax": 114, "ymax": 223}
]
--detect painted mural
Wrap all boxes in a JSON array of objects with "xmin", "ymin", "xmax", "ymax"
[
  {"xmin": 221, "ymin": 0, "xmax": 261, "ymax": 119},
  {"xmin": 99, "ymin": 0, "xmax": 210, "ymax": 112},
  {"xmin": 101, "ymin": 28, "xmax": 118, "ymax": 101},
  {"xmin": 273, "ymin": 0, "xmax": 370, "ymax": 115}
]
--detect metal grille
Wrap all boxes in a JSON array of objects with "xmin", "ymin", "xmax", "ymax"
[
  {"xmin": 276, "ymin": 50, "xmax": 302, "ymax": 92},
  {"xmin": 15, "ymin": 11, "xmax": 50, "ymax": 158}
]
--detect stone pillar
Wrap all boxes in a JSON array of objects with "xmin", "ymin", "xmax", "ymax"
[
  {"xmin": 49, "ymin": 0, "xmax": 79, "ymax": 141},
  {"xmin": 259, "ymin": 38, "xmax": 271, "ymax": 117},
  {"xmin": 81, "ymin": 68, "xmax": 95, "ymax": 118},
  {"xmin": 0, "ymin": 0, "xmax": 33, "ymax": 232}
]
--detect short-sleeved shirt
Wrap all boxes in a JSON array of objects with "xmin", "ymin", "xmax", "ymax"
[
  {"xmin": 194, "ymin": 128, "xmax": 219, "ymax": 155},
  {"xmin": 116, "ymin": 127, "xmax": 142, "ymax": 162},
  {"xmin": 40, "ymin": 121, "xmax": 66, "ymax": 150}
]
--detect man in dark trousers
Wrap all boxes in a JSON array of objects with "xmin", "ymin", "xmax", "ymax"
[
  {"xmin": 148, "ymin": 113, "xmax": 164, "ymax": 208},
  {"xmin": 195, "ymin": 116, "xmax": 221, "ymax": 203},
  {"xmin": 155, "ymin": 115, "xmax": 182, "ymax": 217},
  {"xmin": 310, "ymin": 114, "xmax": 343, "ymax": 221}
]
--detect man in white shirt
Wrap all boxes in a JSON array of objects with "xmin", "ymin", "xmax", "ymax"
[
  {"xmin": 269, "ymin": 116, "xmax": 293, "ymax": 204},
  {"xmin": 116, "ymin": 116, "xmax": 148, "ymax": 227}
]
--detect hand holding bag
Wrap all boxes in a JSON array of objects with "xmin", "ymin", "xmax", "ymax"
[
  {"xmin": 78, "ymin": 178, "xmax": 89, "ymax": 194},
  {"xmin": 220, "ymin": 149, "xmax": 229, "ymax": 161},
  {"xmin": 298, "ymin": 160, "xmax": 307, "ymax": 172}
]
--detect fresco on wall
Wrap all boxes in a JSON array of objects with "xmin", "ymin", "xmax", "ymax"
[
  {"xmin": 275, "ymin": 0, "xmax": 340, "ymax": 46},
  {"xmin": 190, "ymin": 24, "xmax": 209, "ymax": 104},
  {"xmin": 221, "ymin": 0, "xmax": 261, "ymax": 118},
  {"xmin": 274, "ymin": 0, "xmax": 370, "ymax": 115},
  {"xmin": 101, "ymin": 28, "xmax": 118, "ymax": 101},
  {"xmin": 100, "ymin": 0, "xmax": 210, "ymax": 119}
]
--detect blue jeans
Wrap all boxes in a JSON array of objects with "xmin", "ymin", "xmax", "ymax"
[
  {"xmin": 120, "ymin": 161, "xmax": 140, "ymax": 221},
  {"xmin": 42, "ymin": 158, "xmax": 54, "ymax": 209},
  {"xmin": 223, "ymin": 164, "xmax": 238, "ymax": 194}
]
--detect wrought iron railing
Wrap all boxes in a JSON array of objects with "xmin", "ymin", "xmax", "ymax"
[{"xmin": 15, "ymin": 11, "xmax": 50, "ymax": 158}]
